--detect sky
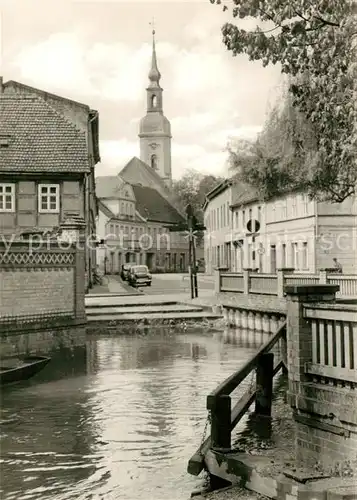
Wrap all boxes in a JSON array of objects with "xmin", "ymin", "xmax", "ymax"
[{"xmin": 0, "ymin": 0, "xmax": 283, "ymax": 179}]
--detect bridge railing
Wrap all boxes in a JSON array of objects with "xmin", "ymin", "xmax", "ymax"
[
  {"xmin": 217, "ymin": 268, "xmax": 357, "ymax": 299},
  {"xmin": 187, "ymin": 321, "xmax": 287, "ymax": 476},
  {"xmin": 303, "ymin": 304, "xmax": 357, "ymax": 385}
]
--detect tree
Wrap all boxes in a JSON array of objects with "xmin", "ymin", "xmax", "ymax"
[
  {"xmin": 172, "ymin": 169, "xmax": 224, "ymax": 222},
  {"xmin": 211, "ymin": 0, "xmax": 357, "ymax": 202},
  {"xmin": 172, "ymin": 170, "xmax": 223, "ymax": 247},
  {"xmin": 229, "ymin": 91, "xmax": 319, "ymax": 199}
]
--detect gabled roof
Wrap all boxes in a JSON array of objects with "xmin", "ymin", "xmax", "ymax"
[
  {"xmin": 95, "ymin": 175, "xmax": 126, "ymax": 198},
  {"xmin": 203, "ymin": 177, "xmax": 258, "ymax": 211},
  {"xmin": 3, "ymin": 79, "xmax": 91, "ymax": 110},
  {"xmin": 98, "ymin": 199, "xmax": 115, "ymax": 218},
  {"xmin": 131, "ymin": 184, "xmax": 185, "ymax": 224},
  {"xmin": 119, "ymin": 156, "xmax": 176, "ymax": 203},
  {"xmin": 203, "ymin": 179, "xmax": 232, "ymax": 211},
  {"xmin": 98, "ymin": 199, "xmax": 147, "ymax": 223},
  {"xmin": 0, "ymin": 95, "xmax": 89, "ymax": 173},
  {"xmin": 2, "ymin": 79, "xmax": 100, "ymax": 165},
  {"xmin": 231, "ymin": 180, "xmax": 258, "ymax": 207}
]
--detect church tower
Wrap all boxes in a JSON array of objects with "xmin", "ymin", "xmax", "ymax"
[{"xmin": 139, "ymin": 29, "xmax": 172, "ymax": 187}]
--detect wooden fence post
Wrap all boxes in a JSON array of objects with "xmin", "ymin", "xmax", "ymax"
[
  {"xmin": 209, "ymin": 395, "xmax": 231, "ymax": 450},
  {"xmin": 255, "ymin": 353, "xmax": 274, "ymax": 416}
]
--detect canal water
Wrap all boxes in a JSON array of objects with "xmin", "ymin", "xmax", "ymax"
[{"xmin": 0, "ymin": 327, "xmax": 279, "ymax": 500}]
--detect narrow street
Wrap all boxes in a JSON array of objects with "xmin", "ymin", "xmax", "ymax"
[
  {"xmin": 89, "ymin": 273, "xmax": 215, "ymax": 298},
  {"xmin": 140, "ymin": 273, "xmax": 215, "ymax": 296}
]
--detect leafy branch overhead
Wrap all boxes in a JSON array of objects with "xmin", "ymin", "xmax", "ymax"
[{"xmin": 212, "ymin": 0, "xmax": 357, "ymax": 202}]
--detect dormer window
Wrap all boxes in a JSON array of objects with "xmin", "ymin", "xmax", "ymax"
[
  {"xmin": 151, "ymin": 95, "xmax": 157, "ymax": 108},
  {"xmin": 151, "ymin": 154, "xmax": 158, "ymax": 170}
]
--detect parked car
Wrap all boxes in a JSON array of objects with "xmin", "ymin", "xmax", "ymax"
[
  {"xmin": 128, "ymin": 265, "xmax": 152, "ymax": 287},
  {"xmin": 121, "ymin": 263, "xmax": 136, "ymax": 281}
]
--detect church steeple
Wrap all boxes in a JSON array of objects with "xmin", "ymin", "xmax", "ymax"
[
  {"xmin": 148, "ymin": 29, "xmax": 161, "ymax": 88},
  {"xmin": 139, "ymin": 26, "xmax": 172, "ymax": 187},
  {"xmin": 146, "ymin": 28, "xmax": 163, "ymax": 113}
]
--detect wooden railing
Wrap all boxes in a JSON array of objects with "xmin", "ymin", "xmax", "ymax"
[
  {"xmin": 220, "ymin": 272, "xmax": 244, "ymax": 293},
  {"xmin": 284, "ymin": 274, "xmax": 320, "ymax": 286},
  {"xmin": 187, "ymin": 322, "xmax": 287, "ymax": 476},
  {"xmin": 304, "ymin": 304, "xmax": 357, "ymax": 385},
  {"xmin": 325, "ymin": 275, "xmax": 357, "ymax": 299},
  {"xmin": 218, "ymin": 269, "xmax": 357, "ymax": 299},
  {"xmin": 249, "ymin": 273, "xmax": 278, "ymax": 295}
]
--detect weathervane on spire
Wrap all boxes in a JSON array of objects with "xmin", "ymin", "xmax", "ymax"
[{"xmin": 149, "ymin": 17, "xmax": 155, "ymax": 36}]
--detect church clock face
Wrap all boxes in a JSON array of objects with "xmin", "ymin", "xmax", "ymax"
[{"xmin": 150, "ymin": 142, "xmax": 159, "ymax": 150}]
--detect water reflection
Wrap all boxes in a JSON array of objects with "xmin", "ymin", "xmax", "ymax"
[
  {"xmin": 1, "ymin": 327, "xmax": 272, "ymax": 500},
  {"xmin": 0, "ymin": 345, "xmax": 104, "ymax": 500}
]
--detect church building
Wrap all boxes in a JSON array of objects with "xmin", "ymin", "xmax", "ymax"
[{"xmin": 96, "ymin": 30, "xmax": 190, "ymax": 274}]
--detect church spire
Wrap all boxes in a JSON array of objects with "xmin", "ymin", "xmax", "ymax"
[{"xmin": 148, "ymin": 25, "xmax": 161, "ymax": 88}]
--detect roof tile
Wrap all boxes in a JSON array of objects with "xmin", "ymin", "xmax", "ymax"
[
  {"xmin": 0, "ymin": 95, "xmax": 89, "ymax": 173},
  {"xmin": 131, "ymin": 184, "xmax": 184, "ymax": 224}
]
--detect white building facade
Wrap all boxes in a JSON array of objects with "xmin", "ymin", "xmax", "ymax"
[{"xmin": 204, "ymin": 180, "xmax": 357, "ymax": 275}]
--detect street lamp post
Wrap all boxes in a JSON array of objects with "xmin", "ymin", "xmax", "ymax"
[{"xmin": 186, "ymin": 204, "xmax": 198, "ymax": 299}]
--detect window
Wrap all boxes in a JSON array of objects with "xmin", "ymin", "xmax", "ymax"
[
  {"xmin": 302, "ymin": 242, "xmax": 308, "ymax": 270},
  {"xmin": 282, "ymin": 201, "xmax": 287, "ymax": 219},
  {"xmin": 235, "ymin": 212, "xmax": 239, "ymax": 229},
  {"xmin": 121, "ymin": 202, "xmax": 124, "ymax": 214},
  {"xmin": 151, "ymin": 95, "xmax": 157, "ymax": 107},
  {"xmin": 242, "ymin": 210, "xmax": 246, "ymax": 229},
  {"xmin": 226, "ymin": 202, "xmax": 230, "ymax": 227},
  {"xmin": 151, "ymin": 154, "xmax": 158, "ymax": 170},
  {"xmin": 0, "ymin": 183, "xmax": 15, "ymax": 212},
  {"xmin": 281, "ymin": 244, "xmax": 286, "ymax": 268},
  {"xmin": 249, "ymin": 208, "xmax": 252, "ymax": 222},
  {"xmin": 292, "ymin": 197, "xmax": 297, "ymax": 217},
  {"xmin": 292, "ymin": 243, "xmax": 299, "ymax": 270},
  {"xmin": 303, "ymin": 195, "xmax": 309, "ymax": 215},
  {"xmin": 38, "ymin": 184, "xmax": 59, "ymax": 213}
]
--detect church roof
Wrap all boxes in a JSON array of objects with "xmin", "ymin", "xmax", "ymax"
[
  {"xmin": 95, "ymin": 175, "xmax": 126, "ymax": 198},
  {"xmin": 131, "ymin": 184, "xmax": 185, "ymax": 224},
  {"xmin": 119, "ymin": 156, "xmax": 175, "ymax": 202}
]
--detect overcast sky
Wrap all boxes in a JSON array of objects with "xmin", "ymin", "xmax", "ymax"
[{"xmin": 1, "ymin": 0, "xmax": 283, "ymax": 178}]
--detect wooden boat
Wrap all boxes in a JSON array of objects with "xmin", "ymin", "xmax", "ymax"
[{"xmin": 0, "ymin": 356, "xmax": 51, "ymax": 386}]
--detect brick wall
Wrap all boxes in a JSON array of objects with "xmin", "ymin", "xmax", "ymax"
[
  {"xmin": 0, "ymin": 240, "xmax": 86, "ymax": 332},
  {"xmin": 1, "ymin": 268, "xmax": 74, "ymax": 317},
  {"xmin": 285, "ymin": 285, "xmax": 357, "ymax": 472},
  {"xmin": 296, "ymin": 421, "xmax": 357, "ymax": 471},
  {"xmin": 0, "ymin": 325, "xmax": 87, "ymax": 357}
]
